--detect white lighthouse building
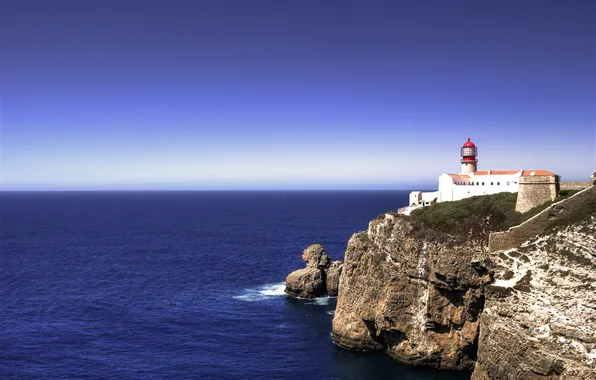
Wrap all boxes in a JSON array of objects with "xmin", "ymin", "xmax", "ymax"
[{"xmin": 400, "ymin": 138, "xmax": 559, "ymax": 215}]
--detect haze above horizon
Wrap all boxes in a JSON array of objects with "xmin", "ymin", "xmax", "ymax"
[{"xmin": 1, "ymin": 0, "xmax": 594, "ymax": 190}]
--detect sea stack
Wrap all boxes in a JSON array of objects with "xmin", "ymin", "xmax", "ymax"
[{"xmin": 285, "ymin": 244, "xmax": 343, "ymax": 298}]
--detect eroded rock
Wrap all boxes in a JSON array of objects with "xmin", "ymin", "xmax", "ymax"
[
  {"xmin": 331, "ymin": 214, "xmax": 491, "ymax": 371},
  {"xmin": 326, "ymin": 261, "xmax": 343, "ymax": 296},
  {"xmin": 285, "ymin": 244, "xmax": 342, "ymax": 298},
  {"xmin": 302, "ymin": 244, "xmax": 331, "ymax": 269},
  {"xmin": 471, "ymin": 213, "xmax": 596, "ymax": 379},
  {"xmin": 285, "ymin": 268, "xmax": 326, "ymax": 298}
]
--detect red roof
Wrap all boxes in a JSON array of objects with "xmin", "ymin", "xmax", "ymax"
[
  {"xmin": 463, "ymin": 138, "xmax": 475, "ymax": 147},
  {"xmin": 473, "ymin": 170, "xmax": 520, "ymax": 176},
  {"xmin": 521, "ymin": 170, "xmax": 557, "ymax": 176},
  {"xmin": 446, "ymin": 170, "xmax": 556, "ymax": 177}
]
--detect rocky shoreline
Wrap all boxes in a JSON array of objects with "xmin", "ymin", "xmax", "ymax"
[{"xmin": 285, "ymin": 186, "xmax": 596, "ymax": 379}]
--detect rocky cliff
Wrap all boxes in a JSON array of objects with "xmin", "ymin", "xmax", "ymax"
[
  {"xmin": 331, "ymin": 214, "xmax": 492, "ymax": 371},
  {"xmin": 472, "ymin": 189, "xmax": 596, "ymax": 379},
  {"xmin": 331, "ymin": 186, "xmax": 596, "ymax": 378}
]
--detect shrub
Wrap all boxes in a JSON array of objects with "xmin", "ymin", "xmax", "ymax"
[{"xmin": 409, "ymin": 192, "xmax": 520, "ymax": 246}]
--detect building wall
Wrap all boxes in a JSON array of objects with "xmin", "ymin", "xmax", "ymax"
[
  {"xmin": 438, "ymin": 173, "xmax": 520, "ymax": 202},
  {"xmin": 409, "ymin": 191, "xmax": 421, "ymax": 206},
  {"xmin": 461, "ymin": 162, "xmax": 477, "ymax": 175},
  {"xmin": 409, "ymin": 190, "xmax": 439, "ymax": 206},
  {"xmin": 515, "ymin": 175, "xmax": 559, "ymax": 213}
]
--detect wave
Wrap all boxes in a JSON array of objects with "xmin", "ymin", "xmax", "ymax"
[
  {"xmin": 305, "ymin": 297, "xmax": 332, "ymax": 306},
  {"xmin": 233, "ymin": 282, "xmax": 287, "ymax": 302}
]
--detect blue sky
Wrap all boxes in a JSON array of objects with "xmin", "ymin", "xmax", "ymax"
[{"xmin": 1, "ymin": 0, "xmax": 594, "ymax": 190}]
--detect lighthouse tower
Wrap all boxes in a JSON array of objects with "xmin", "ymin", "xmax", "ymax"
[{"xmin": 460, "ymin": 138, "xmax": 478, "ymax": 175}]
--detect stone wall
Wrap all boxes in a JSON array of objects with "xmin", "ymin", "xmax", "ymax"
[
  {"xmin": 489, "ymin": 185, "xmax": 596, "ymax": 252},
  {"xmin": 514, "ymin": 175, "xmax": 559, "ymax": 213},
  {"xmin": 560, "ymin": 181, "xmax": 590, "ymax": 191}
]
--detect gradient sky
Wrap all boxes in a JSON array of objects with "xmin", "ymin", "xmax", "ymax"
[{"xmin": 1, "ymin": 0, "xmax": 594, "ymax": 190}]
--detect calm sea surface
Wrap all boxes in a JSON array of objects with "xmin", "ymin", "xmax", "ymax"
[{"xmin": 1, "ymin": 191, "xmax": 469, "ymax": 380}]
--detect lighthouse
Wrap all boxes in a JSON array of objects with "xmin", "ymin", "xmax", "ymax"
[
  {"xmin": 399, "ymin": 137, "xmax": 559, "ymax": 215},
  {"xmin": 460, "ymin": 138, "xmax": 478, "ymax": 175}
]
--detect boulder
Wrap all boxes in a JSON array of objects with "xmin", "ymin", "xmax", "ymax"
[
  {"xmin": 326, "ymin": 261, "xmax": 343, "ymax": 296},
  {"xmin": 302, "ymin": 244, "xmax": 331, "ymax": 269},
  {"xmin": 285, "ymin": 268, "xmax": 326, "ymax": 298}
]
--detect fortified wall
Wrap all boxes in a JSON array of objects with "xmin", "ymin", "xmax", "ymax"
[
  {"xmin": 560, "ymin": 181, "xmax": 590, "ymax": 191},
  {"xmin": 514, "ymin": 174, "xmax": 559, "ymax": 213},
  {"xmin": 489, "ymin": 184, "xmax": 595, "ymax": 252}
]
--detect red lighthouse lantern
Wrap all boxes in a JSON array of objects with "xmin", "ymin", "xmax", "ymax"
[
  {"xmin": 461, "ymin": 138, "xmax": 477, "ymax": 162},
  {"xmin": 460, "ymin": 138, "xmax": 478, "ymax": 174}
]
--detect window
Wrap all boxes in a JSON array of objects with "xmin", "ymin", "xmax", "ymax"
[
  {"xmin": 491, "ymin": 182, "xmax": 494, "ymax": 185},
  {"xmin": 507, "ymin": 181, "xmax": 510, "ymax": 185},
  {"xmin": 497, "ymin": 182, "xmax": 500, "ymax": 185},
  {"xmin": 482, "ymin": 182, "xmax": 484, "ymax": 185}
]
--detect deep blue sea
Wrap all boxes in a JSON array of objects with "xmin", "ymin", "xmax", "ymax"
[{"xmin": 1, "ymin": 191, "xmax": 469, "ymax": 380}]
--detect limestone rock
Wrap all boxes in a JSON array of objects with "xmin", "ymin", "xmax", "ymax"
[
  {"xmin": 326, "ymin": 261, "xmax": 343, "ymax": 296},
  {"xmin": 285, "ymin": 244, "xmax": 342, "ymax": 298},
  {"xmin": 331, "ymin": 187, "xmax": 595, "ymax": 376},
  {"xmin": 331, "ymin": 214, "xmax": 490, "ymax": 371},
  {"xmin": 302, "ymin": 244, "xmax": 331, "ymax": 269},
  {"xmin": 471, "ymin": 211, "xmax": 596, "ymax": 379},
  {"xmin": 285, "ymin": 268, "xmax": 326, "ymax": 298}
]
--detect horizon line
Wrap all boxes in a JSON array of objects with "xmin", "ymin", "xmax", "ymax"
[{"xmin": 0, "ymin": 188, "xmax": 436, "ymax": 193}]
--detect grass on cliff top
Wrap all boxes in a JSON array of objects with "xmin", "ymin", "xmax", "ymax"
[
  {"xmin": 404, "ymin": 190, "xmax": 582, "ymax": 245},
  {"xmin": 409, "ymin": 192, "xmax": 520, "ymax": 237}
]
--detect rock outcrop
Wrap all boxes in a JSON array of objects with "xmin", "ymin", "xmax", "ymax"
[
  {"xmin": 301, "ymin": 244, "xmax": 331, "ymax": 269},
  {"xmin": 285, "ymin": 244, "xmax": 343, "ymax": 298},
  {"xmin": 331, "ymin": 186, "xmax": 595, "ymax": 377},
  {"xmin": 332, "ymin": 214, "xmax": 492, "ymax": 370},
  {"xmin": 326, "ymin": 261, "xmax": 343, "ymax": 296},
  {"xmin": 471, "ymin": 191, "xmax": 596, "ymax": 379},
  {"xmin": 285, "ymin": 268, "xmax": 326, "ymax": 298}
]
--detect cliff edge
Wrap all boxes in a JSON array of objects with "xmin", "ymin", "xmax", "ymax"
[{"xmin": 331, "ymin": 213, "xmax": 492, "ymax": 370}]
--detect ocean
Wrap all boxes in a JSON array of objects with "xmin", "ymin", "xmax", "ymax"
[{"xmin": 1, "ymin": 191, "xmax": 469, "ymax": 380}]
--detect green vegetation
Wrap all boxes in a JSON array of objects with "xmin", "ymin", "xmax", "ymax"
[
  {"xmin": 547, "ymin": 191, "xmax": 596, "ymax": 231},
  {"xmin": 558, "ymin": 189, "xmax": 579, "ymax": 198},
  {"xmin": 403, "ymin": 189, "xmax": 584, "ymax": 246},
  {"xmin": 408, "ymin": 192, "xmax": 520, "ymax": 245}
]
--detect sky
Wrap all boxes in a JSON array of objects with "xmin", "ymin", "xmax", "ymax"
[{"xmin": 1, "ymin": 0, "xmax": 594, "ymax": 190}]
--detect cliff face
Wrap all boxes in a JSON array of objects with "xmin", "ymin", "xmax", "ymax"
[
  {"xmin": 331, "ymin": 214, "xmax": 492, "ymax": 371},
  {"xmin": 472, "ymin": 212, "xmax": 596, "ymax": 379},
  {"xmin": 332, "ymin": 186, "xmax": 595, "ymax": 377}
]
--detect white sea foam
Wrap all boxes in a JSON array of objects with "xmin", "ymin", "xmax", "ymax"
[
  {"xmin": 326, "ymin": 310, "xmax": 335, "ymax": 315},
  {"xmin": 233, "ymin": 282, "xmax": 287, "ymax": 302},
  {"xmin": 259, "ymin": 283, "xmax": 286, "ymax": 296},
  {"xmin": 305, "ymin": 297, "xmax": 331, "ymax": 306}
]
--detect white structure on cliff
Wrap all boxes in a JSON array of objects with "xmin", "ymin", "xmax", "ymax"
[{"xmin": 399, "ymin": 138, "xmax": 559, "ymax": 215}]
